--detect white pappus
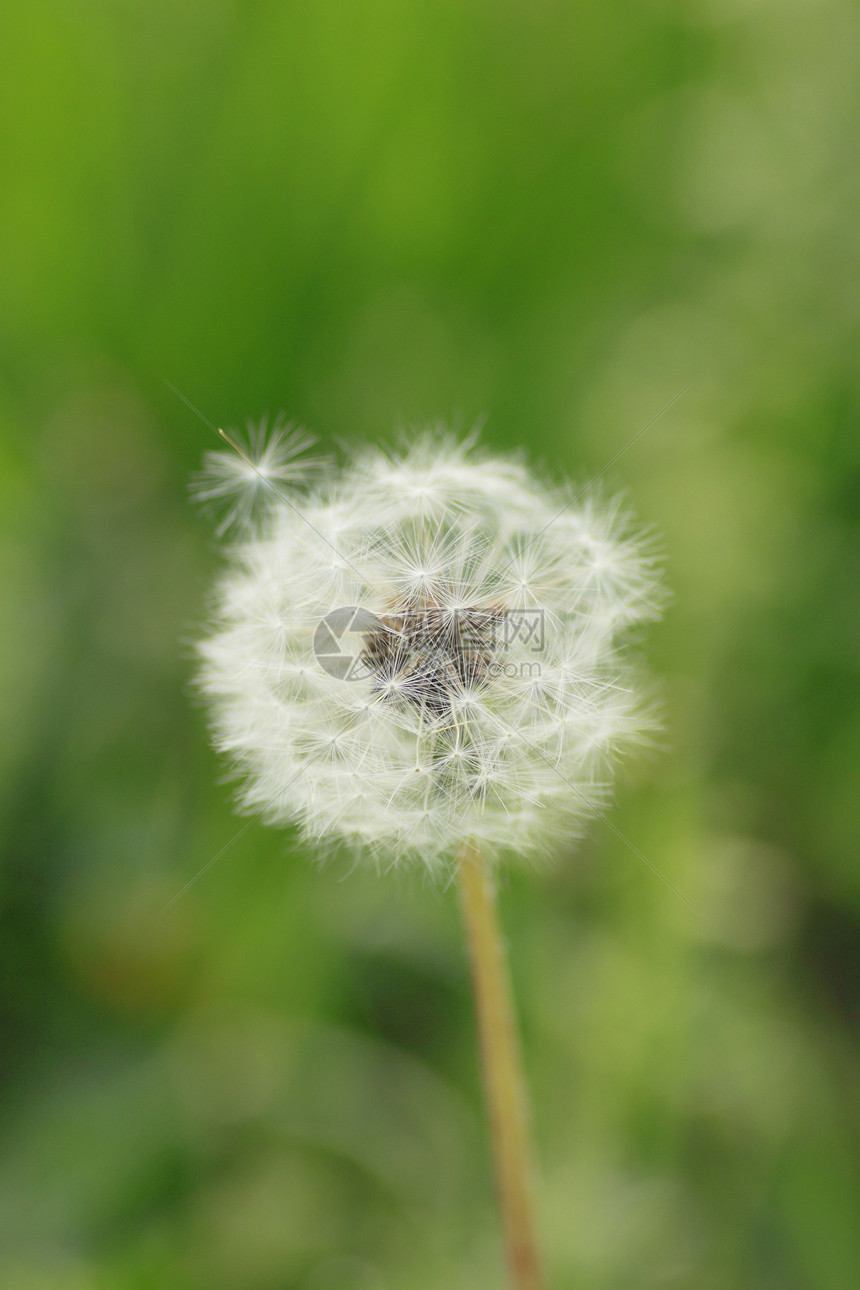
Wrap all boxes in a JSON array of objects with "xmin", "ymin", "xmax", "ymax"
[{"xmin": 192, "ymin": 426, "xmax": 663, "ymax": 874}]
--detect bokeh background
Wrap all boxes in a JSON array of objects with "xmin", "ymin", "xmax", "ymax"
[{"xmin": 1, "ymin": 2, "xmax": 859, "ymax": 1287}]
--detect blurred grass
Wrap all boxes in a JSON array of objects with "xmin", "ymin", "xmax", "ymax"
[{"xmin": 1, "ymin": 1, "xmax": 859, "ymax": 1287}]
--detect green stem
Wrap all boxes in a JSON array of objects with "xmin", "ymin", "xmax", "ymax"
[{"xmin": 458, "ymin": 841, "xmax": 543, "ymax": 1290}]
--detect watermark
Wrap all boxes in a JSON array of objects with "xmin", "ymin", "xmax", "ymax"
[
  {"xmin": 313, "ymin": 606, "xmax": 545, "ymax": 683},
  {"xmin": 487, "ymin": 659, "xmax": 542, "ymax": 679},
  {"xmin": 312, "ymin": 606, "xmax": 387, "ymax": 681}
]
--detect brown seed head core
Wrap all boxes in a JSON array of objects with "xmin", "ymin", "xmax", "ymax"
[{"xmin": 361, "ymin": 601, "xmax": 505, "ymax": 717}]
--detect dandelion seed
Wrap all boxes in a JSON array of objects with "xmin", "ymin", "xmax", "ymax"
[{"xmin": 189, "ymin": 415, "xmax": 324, "ymax": 535}]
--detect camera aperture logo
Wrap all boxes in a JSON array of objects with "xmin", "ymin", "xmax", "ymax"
[
  {"xmin": 313, "ymin": 606, "xmax": 544, "ymax": 683},
  {"xmin": 313, "ymin": 606, "xmax": 387, "ymax": 681}
]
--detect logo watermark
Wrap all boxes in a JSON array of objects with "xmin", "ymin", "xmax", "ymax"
[{"xmin": 312, "ymin": 606, "xmax": 387, "ymax": 681}]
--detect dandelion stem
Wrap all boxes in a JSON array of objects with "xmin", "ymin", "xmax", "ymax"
[{"xmin": 458, "ymin": 841, "xmax": 543, "ymax": 1290}]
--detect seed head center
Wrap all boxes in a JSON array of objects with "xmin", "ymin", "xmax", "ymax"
[{"xmin": 361, "ymin": 600, "xmax": 503, "ymax": 716}]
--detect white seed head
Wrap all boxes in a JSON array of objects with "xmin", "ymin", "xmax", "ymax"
[{"xmin": 194, "ymin": 428, "xmax": 663, "ymax": 874}]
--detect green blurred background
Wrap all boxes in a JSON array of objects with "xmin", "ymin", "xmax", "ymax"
[{"xmin": 1, "ymin": 2, "xmax": 859, "ymax": 1287}]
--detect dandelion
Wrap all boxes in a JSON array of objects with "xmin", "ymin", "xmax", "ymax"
[
  {"xmin": 192, "ymin": 423, "xmax": 663, "ymax": 1290},
  {"xmin": 195, "ymin": 431, "xmax": 660, "ymax": 865}
]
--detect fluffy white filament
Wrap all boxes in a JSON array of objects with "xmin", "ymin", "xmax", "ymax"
[{"xmin": 194, "ymin": 428, "xmax": 662, "ymax": 873}]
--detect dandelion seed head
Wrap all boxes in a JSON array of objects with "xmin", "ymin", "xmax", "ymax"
[{"xmin": 194, "ymin": 428, "xmax": 663, "ymax": 870}]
